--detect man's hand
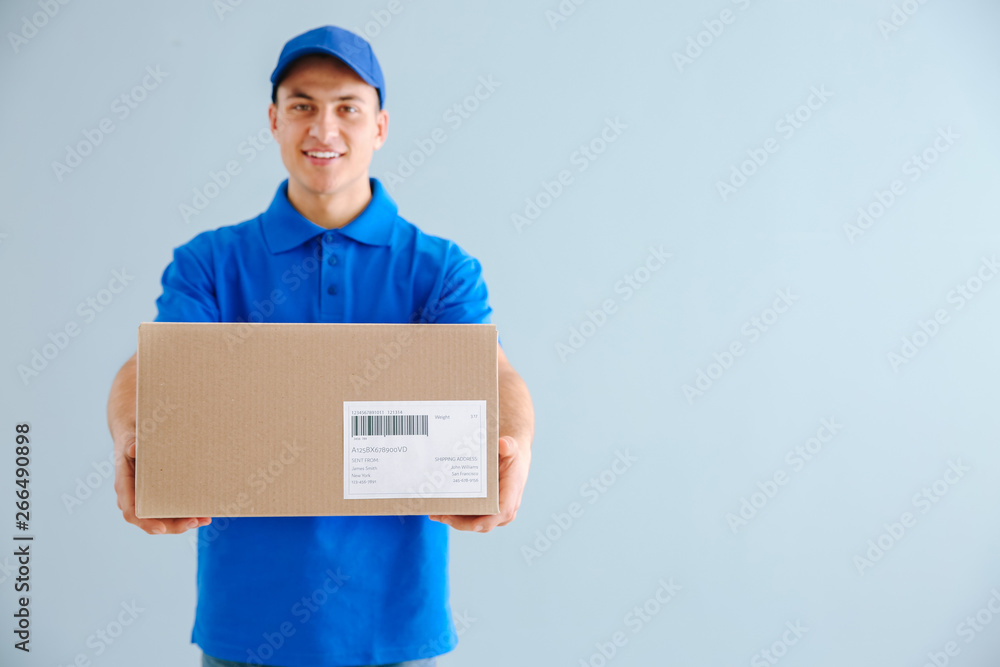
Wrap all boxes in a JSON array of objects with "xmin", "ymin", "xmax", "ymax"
[
  {"xmin": 429, "ymin": 435, "xmax": 530, "ymax": 532},
  {"xmin": 114, "ymin": 436, "xmax": 211, "ymax": 535},
  {"xmin": 109, "ymin": 351, "xmax": 210, "ymax": 535}
]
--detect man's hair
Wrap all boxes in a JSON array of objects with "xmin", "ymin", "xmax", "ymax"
[{"xmin": 271, "ymin": 53, "xmax": 382, "ymax": 113}]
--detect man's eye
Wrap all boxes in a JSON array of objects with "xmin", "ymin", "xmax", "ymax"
[
  {"xmin": 292, "ymin": 104, "xmax": 310, "ymax": 111},
  {"xmin": 342, "ymin": 106, "xmax": 357, "ymax": 113}
]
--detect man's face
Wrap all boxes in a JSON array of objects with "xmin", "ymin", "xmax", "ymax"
[{"xmin": 268, "ymin": 54, "xmax": 388, "ymax": 198}]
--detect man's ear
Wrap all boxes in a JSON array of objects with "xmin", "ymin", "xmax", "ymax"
[
  {"xmin": 374, "ymin": 109, "xmax": 389, "ymax": 151},
  {"xmin": 268, "ymin": 102, "xmax": 278, "ymax": 137}
]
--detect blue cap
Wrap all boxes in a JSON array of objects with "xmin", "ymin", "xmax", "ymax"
[{"xmin": 270, "ymin": 25, "xmax": 385, "ymax": 108}]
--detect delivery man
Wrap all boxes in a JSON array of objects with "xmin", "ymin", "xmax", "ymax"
[{"xmin": 106, "ymin": 25, "xmax": 534, "ymax": 667}]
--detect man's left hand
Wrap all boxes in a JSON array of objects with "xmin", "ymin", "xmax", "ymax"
[{"xmin": 428, "ymin": 435, "xmax": 530, "ymax": 532}]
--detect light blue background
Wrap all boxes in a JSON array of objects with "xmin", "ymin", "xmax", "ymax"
[{"xmin": 2, "ymin": 0, "xmax": 1000, "ymax": 665}]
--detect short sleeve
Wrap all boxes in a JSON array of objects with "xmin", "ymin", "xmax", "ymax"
[
  {"xmin": 153, "ymin": 240, "xmax": 221, "ymax": 323},
  {"xmin": 425, "ymin": 244, "xmax": 503, "ymax": 348}
]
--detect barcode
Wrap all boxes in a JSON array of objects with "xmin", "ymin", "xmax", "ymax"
[{"xmin": 352, "ymin": 414, "xmax": 429, "ymax": 437}]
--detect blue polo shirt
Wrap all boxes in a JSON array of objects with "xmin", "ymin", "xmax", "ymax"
[{"xmin": 153, "ymin": 177, "xmax": 499, "ymax": 666}]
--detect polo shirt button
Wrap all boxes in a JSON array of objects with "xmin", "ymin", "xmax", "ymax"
[
  {"xmin": 328, "ymin": 255, "xmax": 338, "ymax": 265},
  {"xmin": 324, "ymin": 232, "xmax": 335, "ymax": 244},
  {"xmin": 327, "ymin": 284, "xmax": 337, "ymax": 295}
]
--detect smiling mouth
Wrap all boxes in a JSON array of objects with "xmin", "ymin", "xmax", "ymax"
[{"xmin": 303, "ymin": 150, "xmax": 345, "ymax": 162}]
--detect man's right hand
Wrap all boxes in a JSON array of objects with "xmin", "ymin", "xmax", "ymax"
[{"xmin": 114, "ymin": 436, "xmax": 212, "ymax": 535}]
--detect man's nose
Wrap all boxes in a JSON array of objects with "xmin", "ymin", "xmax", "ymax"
[{"xmin": 309, "ymin": 109, "xmax": 341, "ymax": 141}]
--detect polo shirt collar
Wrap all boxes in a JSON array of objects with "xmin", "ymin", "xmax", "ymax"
[{"xmin": 261, "ymin": 177, "xmax": 398, "ymax": 253}]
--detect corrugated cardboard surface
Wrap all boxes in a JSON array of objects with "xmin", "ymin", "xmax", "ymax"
[{"xmin": 135, "ymin": 322, "xmax": 498, "ymax": 518}]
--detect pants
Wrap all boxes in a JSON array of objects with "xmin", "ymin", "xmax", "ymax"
[{"xmin": 202, "ymin": 653, "xmax": 437, "ymax": 667}]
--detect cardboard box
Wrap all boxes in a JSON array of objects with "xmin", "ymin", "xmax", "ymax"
[{"xmin": 135, "ymin": 322, "xmax": 498, "ymax": 518}]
